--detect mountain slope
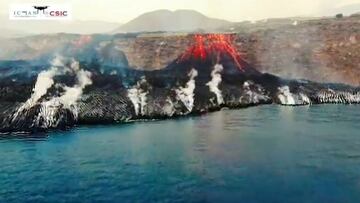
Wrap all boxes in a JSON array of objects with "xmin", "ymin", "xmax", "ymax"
[
  {"xmin": 320, "ymin": 3, "xmax": 360, "ymax": 16},
  {"xmin": 112, "ymin": 9, "xmax": 231, "ymax": 33}
]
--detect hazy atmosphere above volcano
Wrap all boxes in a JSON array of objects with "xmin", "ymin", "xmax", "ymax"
[{"xmin": 1, "ymin": 0, "xmax": 360, "ymax": 23}]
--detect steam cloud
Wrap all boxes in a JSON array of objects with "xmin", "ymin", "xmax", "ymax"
[
  {"xmin": 176, "ymin": 68, "xmax": 198, "ymax": 112},
  {"xmin": 127, "ymin": 77, "xmax": 148, "ymax": 116},
  {"xmin": 12, "ymin": 55, "xmax": 92, "ymax": 128},
  {"xmin": 206, "ymin": 64, "xmax": 224, "ymax": 105},
  {"xmin": 277, "ymin": 86, "xmax": 310, "ymax": 105}
]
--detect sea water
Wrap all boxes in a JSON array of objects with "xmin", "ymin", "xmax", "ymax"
[{"xmin": 1, "ymin": 105, "xmax": 360, "ymax": 202}]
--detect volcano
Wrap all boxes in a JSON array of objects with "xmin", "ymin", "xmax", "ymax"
[
  {"xmin": 112, "ymin": 9, "xmax": 231, "ymax": 33},
  {"xmin": 178, "ymin": 34, "xmax": 246, "ymax": 70}
]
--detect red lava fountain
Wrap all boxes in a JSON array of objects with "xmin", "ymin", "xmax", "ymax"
[{"xmin": 178, "ymin": 34, "xmax": 245, "ymax": 71}]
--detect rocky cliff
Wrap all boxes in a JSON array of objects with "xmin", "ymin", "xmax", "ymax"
[
  {"xmin": 1, "ymin": 15, "xmax": 360, "ymax": 134},
  {"xmin": 1, "ymin": 15, "xmax": 359, "ymax": 85},
  {"xmin": 1, "ymin": 33, "xmax": 360, "ymax": 134}
]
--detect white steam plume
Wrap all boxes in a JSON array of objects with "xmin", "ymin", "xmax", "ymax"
[
  {"xmin": 127, "ymin": 77, "xmax": 148, "ymax": 116},
  {"xmin": 277, "ymin": 86, "xmax": 310, "ymax": 105},
  {"xmin": 176, "ymin": 68, "xmax": 198, "ymax": 112},
  {"xmin": 50, "ymin": 60, "xmax": 92, "ymax": 107},
  {"xmin": 240, "ymin": 81, "xmax": 270, "ymax": 104},
  {"xmin": 12, "ymin": 56, "xmax": 92, "ymax": 128},
  {"xmin": 34, "ymin": 59, "xmax": 92, "ymax": 127},
  {"xmin": 206, "ymin": 64, "xmax": 224, "ymax": 105},
  {"xmin": 278, "ymin": 86, "xmax": 296, "ymax": 105},
  {"xmin": 12, "ymin": 56, "xmax": 66, "ymax": 119}
]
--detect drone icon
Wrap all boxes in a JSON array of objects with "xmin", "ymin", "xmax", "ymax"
[{"xmin": 33, "ymin": 6, "xmax": 49, "ymax": 13}]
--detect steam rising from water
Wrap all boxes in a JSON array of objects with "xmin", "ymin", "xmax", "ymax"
[
  {"xmin": 127, "ymin": 77, "xmax": 148, "ymax": 116},
  {"xmin": 21, "ymin": 56, "xmax": 69, "ymax": 109},
  {"xmin": 241, "ymin": 81, "xmax": 270, "ymax": 104},
  {"xmin": 278, "ymin": 86, "xmax": 295, "ymax": 105},
  {"xmin": 277, "ymin": 86, "xmax": 310, "ymax": 105},
  {"xmin": 176, "ymin": 68, "xmax": 198, "ymax": 112},
  {"xmin": 26, "ymin": 67, "xmax": 57, "ymax": 107},
  {"xmin": 12, "ymin": 56, "xmax": 92, "ymax": 128},
  {"xmin": 12, "ymin": 56, "xmax": 65, "ymax": 119},
  {"xmin": 50, "ymin": 60, "xmax": 92, "ymax": 108},
  {"xmin": 207, "ymin": 64, "xmax": 224, "ymax": 105}
]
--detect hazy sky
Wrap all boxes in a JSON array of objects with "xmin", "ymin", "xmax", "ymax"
[{"xmin": 2, "ymin": 0, "xmax": 360, "ymax": 23}]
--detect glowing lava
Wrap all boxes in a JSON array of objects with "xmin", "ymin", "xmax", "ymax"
[{"xmin": 178, "ymin": 34, "xmax": 245, "ymax": 71}]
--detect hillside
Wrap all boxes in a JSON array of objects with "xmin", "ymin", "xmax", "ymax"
[
  {"xmin": 0, "ymin": 15, "xmax": 359, "ymax": 85},
  {"xmin": 112, "ymin": 9, "xmax": 231, "ymax": 33}
]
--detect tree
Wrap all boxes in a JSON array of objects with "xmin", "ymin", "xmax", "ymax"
[{"xmin": 336, "ymin": 13, "xmax": 343, "ymax": 19}]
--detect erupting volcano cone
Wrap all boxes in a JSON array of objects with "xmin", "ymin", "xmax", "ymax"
[{"xmin": 178, "ymin": 34, "xmax": 247, "ymax": 71}]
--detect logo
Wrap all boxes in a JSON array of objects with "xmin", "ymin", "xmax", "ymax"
[{"xmin": 9, "ymin": 4, "xmax": 72, "ymax": 20}]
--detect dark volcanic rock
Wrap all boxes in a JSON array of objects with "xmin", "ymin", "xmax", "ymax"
[{"xmin": 0, "ymin": 33, "xmax": 359, "ymax": 134}]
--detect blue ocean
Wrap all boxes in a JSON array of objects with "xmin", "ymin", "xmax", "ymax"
[{"xmin": 1, "ymin": 105, "xmax": 360, "ymax": 202}]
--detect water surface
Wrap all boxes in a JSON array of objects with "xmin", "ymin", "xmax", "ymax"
[{"xmin": 1, "ymin": 105, "xmax": 360, "ymax": 202}]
